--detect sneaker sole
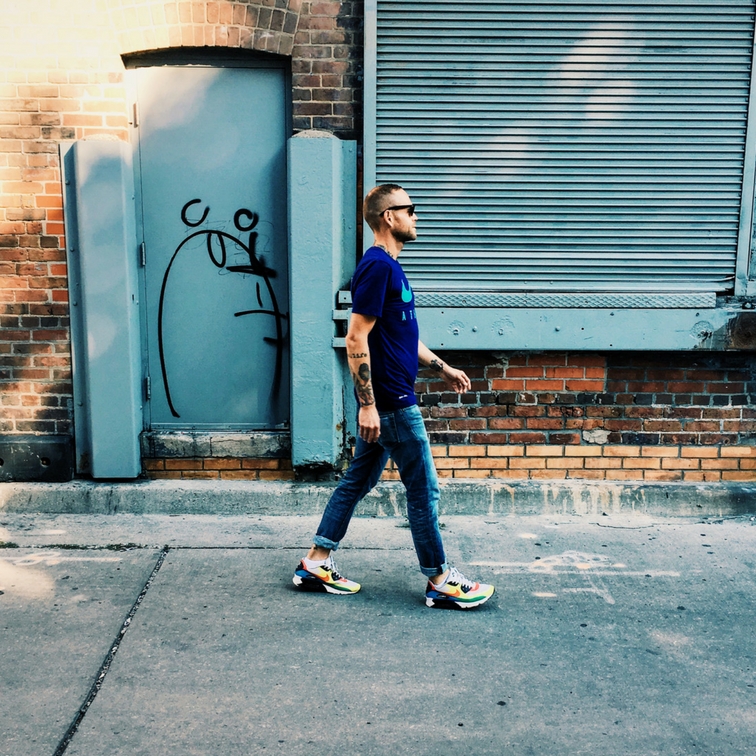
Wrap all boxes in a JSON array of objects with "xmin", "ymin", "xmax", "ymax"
[
  {"xmin": 292, "ymin": 575, "xmax": 359, "ymax": 595},
  {"xmin": 425, "ymin": 587, "xmax": 495, "ymax": 610}
]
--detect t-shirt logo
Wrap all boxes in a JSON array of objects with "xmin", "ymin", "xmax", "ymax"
[{"xmin": 401, "ymin": 281, "xmax": 413, "ymax": 303}]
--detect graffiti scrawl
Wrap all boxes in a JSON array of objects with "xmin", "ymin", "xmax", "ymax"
[{"xmin": 157, "ymin": 199, "xmax": 288, "ymax": 418}]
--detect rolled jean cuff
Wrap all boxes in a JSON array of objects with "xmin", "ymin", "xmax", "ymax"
[
  {"xmin": 420, "ymin": 561, "xmax": 449, "ymax": 578},
  {"xmin": 313, "ymin": 535, "xmax": 339, "ymax": 551}
]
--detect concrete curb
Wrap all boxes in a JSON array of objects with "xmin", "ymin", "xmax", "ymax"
[{"xmin": 1, "ymin": 479, "xmax": 755, "ymax": 517}]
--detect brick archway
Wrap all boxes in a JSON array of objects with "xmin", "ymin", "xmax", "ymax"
[{"xmin": 109, "ymin": 1, "xmax": 301, "ymax": 57}]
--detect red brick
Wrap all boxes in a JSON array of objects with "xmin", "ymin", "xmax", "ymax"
[
  {"xmin": 661, "ymin": 458, "xmax": 699, "ymax": 470},
  {"xmin": 566, "ymin": 355, "xmax": 606, "ymax": 367},
  {"xmin": 491, "ymin": 469, "xmax": 529, "ymax": 480},
  {"xmin": 527, "ymin": 354, "xmax": 566, "ymax": 367},
  {"xmin": 241, "ymin": 458, "xmax": 280, "ymax": 470},
  {"xmin": 203, "ymin": 458, "xmax": 242, "ymax": 470},
  {"xmin": 622, "ymin": 457, "xmax": 661, "ymax": 469},
  {"xmin": 545, "ymin": 367, "xmax": 583, "ymax": 378},
  {"xmin": 491, "ymin": 379, "xmax": 525, "ymax": 391},
  {"xmin": 435, "ymin": 457, "xmax": 470, "ymax": 469},
  {"xmin": 507, "ymin": 433, "xmax": 547, "ymax": 445},
  {"xmin": 546, "ymin": 458, "xmax": 584, "ymax": 469},
  {"xmin": 668, "ymin": 382, "xmax": 706, "ymax": 393},
  {"xmin": 585, "ymin": 458, "xmax": 622, "ymax": 469},
  {"xmin": 564, "ymin": 380, "xmax": 605, "ymax": 391},
  {"xmin": 221, "ymin": 470, "xmax": 261, "ymax": 480},
  {"xmin": 506, "ymin": 367, "xmax": 544, "ymax": 378},
  {"xmin": 510, "ymin": 457, "xmax": 546, "ymax": 469},
  {"xmin": 526, "ymin": 419, "xmax": 564, "ymax": 430},
  {"xmin": 525, "ymin": 380, "xmax": 564, "ymax": 391},
  {"xmin": 487, "ymin": 445, "xmax": 525, "ymax": 457},
  {"xmin": 700, "ymin": 459, "xmax": 739, "ymax": 470},
  {"xmin": 644, "ymin": 470, "xmax": 682, "ymax": 481},
  {"xmin": 259, "ymin": 470, "xmax": 295, "ymax": 481},
  {"xmin": 722, "ymin": 471, "xmax": 756, "ymax": 481},
  {"xmin": 709, "ymin": 382, "xmax": 745, "ymax": 393},
  {"xmin": 448, "ymin": 445, "xmax": 486, "ymax": 457},
  {"xmin": 568, "ymin": 469, "xmax": 606, "ymax": 480},
  {"xmin": 530, "ymin": 469, "xmax": 567, "ymax": 479},
  {"xmin": 452, "ymin": 469, "xmax": 491, "ymax": 479},
  {"xmin": 470, "ymin": 458, "xmax": 508, "ymax": 469},
  {"xmin": 605, "ymin": 470, "xmax": 645, "ymax": 480}
]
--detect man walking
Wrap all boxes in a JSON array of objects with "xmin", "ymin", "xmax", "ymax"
[{"xmin": 293, "ymin": 184, "xmax": 495, "ymax": 609}]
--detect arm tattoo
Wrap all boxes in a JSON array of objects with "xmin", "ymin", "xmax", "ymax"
[
  {"xmin": 430, "ymin": 358, "xmax": 444, "ymax": 372},
  {"xmin": 349, "ymin": 352, "xmax": 368, "ymax": 359},
  {"xmin": 353, "ymin": 362, "xmax": 375, "ymax": 406}
]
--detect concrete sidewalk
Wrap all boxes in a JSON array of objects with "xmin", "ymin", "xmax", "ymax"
[
  {"xmin": 1, "ymin": 512, "xmax": 755, "ymax": 755},
  {"xmin": 3, "ymin": 478, "xmax": 756, "ymax": 517}
]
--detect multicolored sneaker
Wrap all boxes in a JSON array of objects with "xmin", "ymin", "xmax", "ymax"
[
  {"xmin": 292, "ymin": 555, "xmax": 361, "ymax": 594},
  {"xmin": 425, "ymin": 566, "xmax": 494, "ymax": 609}
]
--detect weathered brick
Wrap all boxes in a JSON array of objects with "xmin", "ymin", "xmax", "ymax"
[
  {"xmin": 564, "ymin": 446, "xmax": 602, "ymax": 457},
  {"xmin": 220, "ymin": 470, "xmax": 261, "ymax": 480},
  {"xmin": 487, "ymin": 445, "xmax": 525, "ymax": 457},
  {"xmin": 604, "ymin": 445, "xmax": 641, "ymax": 457},
  {"xmin": 470, "ymin": 457, "xmax": 509, "ymax": 469},
  {"xmin": 448, "ymin": 445, "xmax": 486, "ymax": 457},
  {"xmin": 241, "ymin": 458, "xmax": 280, "ymax": 470},
  {"xmin": 585, "ymin": 457, "xmax": 622, "ymax": 469},
  {"xmin": 722, "ymin": 470, "xmax": 756, "ymax": 481},
  {"xmin": 644, "ymin": 470, "xmax": 682, "ymax": 481},
  {"xmin": 700, "ymin": 458, "xmax": 739, "ymax": 470},
  {"xmin": 434, "ymin": 457, "xmax": 470, "ymax": 469},
  {"xmin": 568, "ymin": 469, "xmax": 606, "ymax": 480},
  {"xmin": 530, "ymin": 469, "xmax": 567, "ymax": 479},
  {"xmin": 203, "ymin": 458, "xmax": 242, "ymax": 470},
  {"xmin": 720, "ymin": 446, "xmax": 756, "ymax": 457},
  {"xmin": 509, "ymin": 457, "xmax": 546, "ymax": 469},
  {"xmin": 546, "ymin": 458, "xmax": 584, "ymax": 469},
  {"xmin": 661, "ymin": 458, "xmax": 699, "ymax": 470}
]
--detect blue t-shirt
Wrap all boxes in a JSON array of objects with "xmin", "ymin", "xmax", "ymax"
[{"xmin": 350, "ymin": 246, "xmax": 419, "ymax": 412}]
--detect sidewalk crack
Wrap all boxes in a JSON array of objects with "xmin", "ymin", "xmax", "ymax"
[{"xmin": 51, "ymin": 546, "xmax": 170, "ymax": 756}]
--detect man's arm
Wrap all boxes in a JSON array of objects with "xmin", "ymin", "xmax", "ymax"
[
  {"xmin": 418, "ymin": 340, "xmax": 472, "ymax": 393},
  {"xmin": 346, "ymin": 312, "xmax": 381, "ymax": 443}
]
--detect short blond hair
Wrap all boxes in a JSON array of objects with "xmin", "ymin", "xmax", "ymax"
[{"xmin": 363, "ymin": 183, "xmax": 404, "ymax": 232}]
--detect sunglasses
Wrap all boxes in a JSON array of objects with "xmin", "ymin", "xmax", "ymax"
[{"xmin": 382, "ymin": 204, "xmax": 416, "ymax": 216}]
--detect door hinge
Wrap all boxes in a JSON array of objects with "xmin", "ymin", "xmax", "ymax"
[
  {"xmin": 132, "ymin": 102, "xmax": 139, "ymax": 128},
  {"xmin": 144, "ymin": 375, "xmax": 151, "ymax": 401},
  {"xmin": 139, "ymin": 242, "xmax": 146, "ymax": 267}
]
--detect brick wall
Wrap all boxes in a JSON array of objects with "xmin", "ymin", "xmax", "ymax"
[
  {"xmin": 0, "ymin": 0, "xmax": 361, "ymax": 476},
  {"xmin": 378, "ymin": 351, "xmax": 756, "ymax": 482},
  {"xmin": 4, "ymin": 1, "xmax": 756, "ymax": 486},
  {"xmin": 144, "ymin": 456, "xmax": 294, "ymax": 479},
  {"xmin": 292, "ymin": 1, "xmax": 363, "ymax": 139}
]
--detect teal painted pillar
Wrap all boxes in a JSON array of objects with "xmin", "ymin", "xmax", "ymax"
[
  {"xmin": 62, "ymin": 140, "xmax": 142, "ymax": 479},
  {"xmin": 288, "ymin": 131, "xmax": 357, "ymax": 468}
]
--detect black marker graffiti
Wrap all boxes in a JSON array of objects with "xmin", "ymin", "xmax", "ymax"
[{"xmin": 157, "ymin": 199, "xmax": 288, "ymax": 418}]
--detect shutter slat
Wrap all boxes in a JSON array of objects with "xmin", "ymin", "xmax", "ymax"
[{"xmin": 375, "ymin": 1, "xmax": 754, "ymax": 292}]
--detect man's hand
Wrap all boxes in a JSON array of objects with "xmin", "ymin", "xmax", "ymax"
[
  {"xmin": 442, "ymin": 365, "xmax": 471, "ymax": 393},
  {"xmin": 418, "ymin": 341, "xmax": 471, "ymax": 395},
  {"xmin": 358, "ymin": 404, "xmax": 381, "ymax": 443}
]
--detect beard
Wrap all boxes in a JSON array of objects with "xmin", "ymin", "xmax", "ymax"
[{"xmin": 392, "ymin": 225, "xmax": 417, "ymax": 243}]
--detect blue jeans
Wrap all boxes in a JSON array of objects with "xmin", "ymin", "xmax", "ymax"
[{"xmin": 313, "ymin": 404, "xmax": 448, "ymax": 578}]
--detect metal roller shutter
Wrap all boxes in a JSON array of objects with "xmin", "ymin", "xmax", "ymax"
[{"xmin": 373, "ymin": 0, "xmax": 756, "ymax": 294}]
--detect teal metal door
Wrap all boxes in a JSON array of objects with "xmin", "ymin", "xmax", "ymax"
[{"xmin": 134, "ymin": 64, "xmax": 289, "ymax": 429}]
